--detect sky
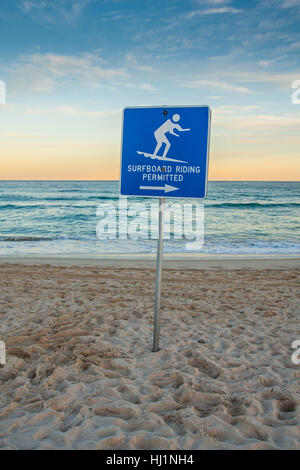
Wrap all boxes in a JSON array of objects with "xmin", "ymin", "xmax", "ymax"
[{"xmin": 0, "ymin": 0, "xmax": 300, "ymax": 180}]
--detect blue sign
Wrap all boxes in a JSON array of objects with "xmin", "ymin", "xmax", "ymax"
[{"xmin": 120, "ymin": 106, "xmax": 211, "ymax": 198}]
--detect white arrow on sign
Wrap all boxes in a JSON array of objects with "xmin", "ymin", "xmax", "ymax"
[{"xmin": 139, "ymin": 184, "xmax": 179, "ymax": 193}]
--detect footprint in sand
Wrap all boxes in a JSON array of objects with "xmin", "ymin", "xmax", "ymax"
[
  {"xmin": 188, "ymin": 356, "xmax": 221, "ymax": 379},
  {"xmin": 276, "ymin": 397, "xmax": 297, "ymax": 422}
]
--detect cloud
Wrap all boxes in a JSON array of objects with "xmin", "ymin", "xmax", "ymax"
[
  {"xmin": 281, "ymin": 0, "xmax": 300, "ymax": 7},
  {"xmin": 97, "ymin": 9, "xmax": 136, "ymax": 23},
  {"xmin": 257, "ymin": 56, "xmax": 286, "ymax": 67},
  {"xmin": 125, "ymin": 53, "xmax": 156, "ymax": 73},
  {"xmin": 20, "ymin": 0, "xmax": 93, "ymax": 25},
  {"xmin": 205, "ymin": 0, "xmax": 232, "ymax": 3},
  {"xmin": 0, "ymin": 131, "xmax": 38, "ymax": 137},
  {"xmin": 214, "ymin": 113, "xmax": 300, "ymax": 131},
  {"xmin": 138, "ymin": 83, "xmax": 157, "ymax": 92},
  {"xmin": 186, "ymin": 7, "xmax": 241, "ymax": 19},
  {"xmin": 281, "ymin": 40, "xmax": 300, "ymax": 52},
  {"xmin": 224, "ymin": 71, "xmax": 300, "ymax": 87},
  {"xmin": 214, "ymin": 105, "xmax": 263, "ymax": 116},
  {"xmin": 8, "ymin": 52, "xmax": 128, "ymax": 93},
  {"xmin": 26, "ymin": 105, "xmax": 121, "ymax": 118},
  {"xmin": 196, "ymin": 0, "xmax": 233, "ymax": 4},
  {"xmin": 183, "ymin": 79, "xmax": 259, "ymax": 95}
]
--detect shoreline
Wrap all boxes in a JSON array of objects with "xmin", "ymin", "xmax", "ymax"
[{"xmin": 0, "ymin": 254, "xmax": 299, "ymax": 270}]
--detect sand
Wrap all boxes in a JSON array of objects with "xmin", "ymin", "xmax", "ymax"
[{"xmin": 0, "ymin": 258, "xmax": 299, "ymax": 450}]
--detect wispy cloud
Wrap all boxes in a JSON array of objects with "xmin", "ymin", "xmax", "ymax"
[
  {"xmin": 0, "ymin": 131, "xmax": 38, "ymax": 137},
  {"xmin": 280, "ymin": 40, "xmax": 300, "ymax": 52},
  {"xmin": 125, "ymin": 53, "xmax": 156, "ymax": 73},
  {"xmin": 214, "ymin": 105, "xmax": 263, "ymax": 116},
  {"xmin": 195, "ymin": 0, "xmax": 233, "ymax": 5},
  {"xmin": 214, "ymin": 113, "xmax": 300, "ymax": 131},
  {"xmin": 281, "ymin": 0, "xmax": 300, "ymax": 8},
  {"xmin": 258, "ymin": 56, "xmax": 286, "ymax": 67},
  {"xmin": 8, "ymin": 52, "xmax": 128, "ymax": 93},
  {"xmin": 224, "ymin": 71, "xmax": 300, "ymax": 86},
  {"xmin": 205, "ymin": 0, "xmax": 233, "ymax": 3},
  {"xmin": 205, "ymin": 0, "xmax": 232, "ymax": 3},
  {"xmin": 26, "ymin": 105, "xmax": 121, "ymax": 118},
  {"xmin": 97, "ymin": 9, "xmax": 136, "ymax": 23},
  {"xmin": 183, "ymin": 79, "xmax": 258, "ymax": 95},
  {"xmin": 186, "ymin": 7, "xmax": 241, "ymax": 19},
  {"xmin": 20, "ymin": 0, "xmax": 92, "ymax": 25},
  {"xmin": 138, "ymin": 83, "xmax": 157, "ymax": 92}
]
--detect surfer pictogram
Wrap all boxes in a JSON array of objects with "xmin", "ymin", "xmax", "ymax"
[{"xmin": 137, "ymin": 113, "xmax": 190, "ymax": 163}]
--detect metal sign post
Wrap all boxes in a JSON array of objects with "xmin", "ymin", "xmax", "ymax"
[{"xmin": 152, "ymin": 197, "xmax": 165, "ymax": 352}]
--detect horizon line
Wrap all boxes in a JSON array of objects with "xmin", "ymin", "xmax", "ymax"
[{"xmin": 0, "ymin": 179, "xmax": 299, "ymax": 183}]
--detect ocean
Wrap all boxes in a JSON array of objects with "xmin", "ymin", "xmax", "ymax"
[{"xmin": 0, "ymin": 180, "xmax": 299, "ymax": 256}]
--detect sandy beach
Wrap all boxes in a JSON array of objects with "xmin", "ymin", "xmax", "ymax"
[{"xmin": 0, "ymin": 257, "xmax": 299, "ymax": 450}]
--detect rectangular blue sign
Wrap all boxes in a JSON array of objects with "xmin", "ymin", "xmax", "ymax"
[{"xmin": 120, "ymin": 105, "xmax": 211, "ymax": 198}]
